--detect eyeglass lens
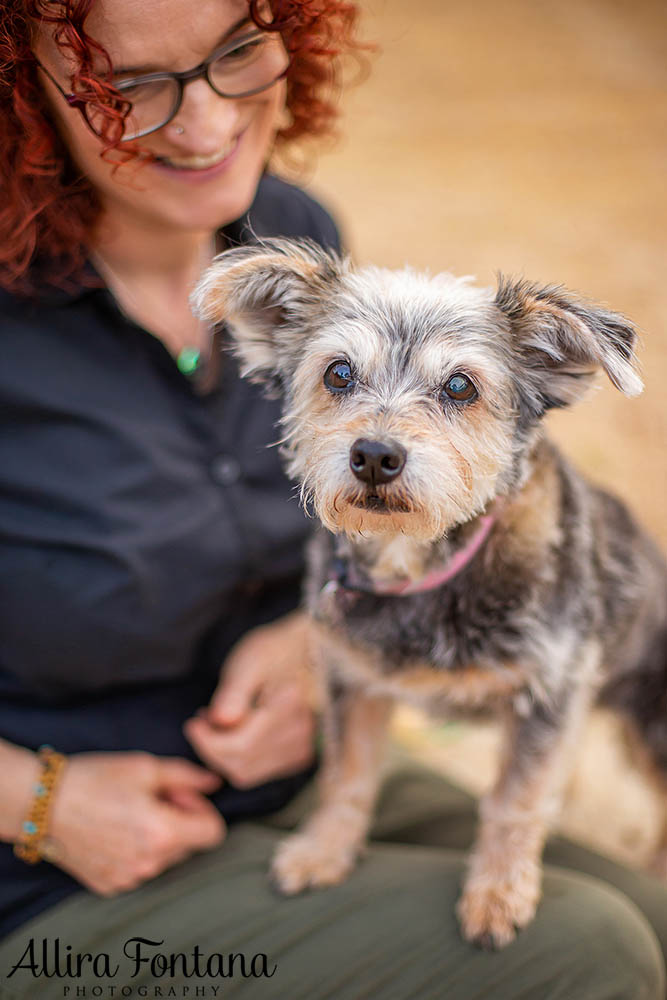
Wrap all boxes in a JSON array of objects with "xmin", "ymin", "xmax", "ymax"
[{"xmin": 86, "ymin": 32, "xmax": 288, "ymax": 141}]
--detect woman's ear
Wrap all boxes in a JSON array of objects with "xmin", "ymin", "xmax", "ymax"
[
  {"xmin": 495, "ymin": 275, "xmax": 643, "ymax": 418},
  {"xmin": 191, "ymin": 238, "xmax": 345, "ymax": 394}
]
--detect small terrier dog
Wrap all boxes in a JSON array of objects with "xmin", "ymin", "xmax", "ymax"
[{"xmin": 193, "ymin": 239, "xmax": 667, "ymax": 949}]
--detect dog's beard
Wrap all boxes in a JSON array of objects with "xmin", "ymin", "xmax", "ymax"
[
  {"xmin": 306, "ymin": 480, "xmax": 478, "ymax": 541},
  {"xmin": 347, "ymin": 485, "xmax": 412, "ymax": 515},
  {"xmin": 320, "ymin": 496, "xmax": 439, "ymax": 539},
  {"xmin": 291, "ymin": 458, "xmax": 501, "ymax": 541},
  {"xmin": 285, "ymin": 421, "xmax": 509, "ymax": 541}
]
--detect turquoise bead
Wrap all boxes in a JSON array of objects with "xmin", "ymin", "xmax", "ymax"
[
  {"xmin": 23, "ymin": 821, "xmax": 38, "ymax": 835},
  {"xmin": 177, "ymin": 347, "xmax": 201, "ymax": 375}
]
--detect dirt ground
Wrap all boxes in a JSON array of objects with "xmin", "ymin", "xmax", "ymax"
[{"xmin": 277, "ymin": 0, "xmax": 667, "ymax": 867}]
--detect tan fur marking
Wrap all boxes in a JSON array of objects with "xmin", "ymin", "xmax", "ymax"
[
  {"xmin": 370, "ymin": 535, "xmax": 431, "ymax": 582},
  {"xmin": 270, "ymin": 691, "xmax": 392, "ymax": 895},
  {"xmin": 498, "ymin": 442, "xmax": 563, "ymax": 560},
  {"xmin": 450, "ymin": 442, "xmax": 474, "ymax": 494},
  {"xmin": 313, "ymin": 622, "xmax": 526, "ymax": 710},
  {"xmin": 460, "ymin": 643, "xmax": 601, "ymax": 946}
]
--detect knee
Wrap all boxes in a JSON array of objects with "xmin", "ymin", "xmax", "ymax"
[{"xmin": 536, "ymin": 870, "xmax": 665, "ymax": 1000}]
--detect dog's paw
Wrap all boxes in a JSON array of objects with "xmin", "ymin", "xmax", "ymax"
[
  {"xmin": 270, "ymin": 832, "xmax": 358, "ymax": 895},
  {"xmin": 457, "ymin": 878, "xmax": 539, "ymax": 950}
]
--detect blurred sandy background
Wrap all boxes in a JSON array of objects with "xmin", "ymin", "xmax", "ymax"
[{"xmin": 279, "ymin": 0, "xmax": 667, "ymax": 867}]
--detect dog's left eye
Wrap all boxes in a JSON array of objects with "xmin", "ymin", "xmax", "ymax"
[
  {"xmin": 442, "ymin": 373, "xmax": 478, "ymax": 403},
  {"xmin": 324, "ymin": 360, "xmax": 355, "ymax": 393}
]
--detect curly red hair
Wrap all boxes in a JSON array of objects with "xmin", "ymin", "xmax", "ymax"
[{"xmin": 0, "ymin": 0, "xmax": 365, "ymax": 294}]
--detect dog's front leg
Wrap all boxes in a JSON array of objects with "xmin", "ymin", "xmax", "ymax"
[
  {"xmin": 271, "ymin": 676, "xmax": 393, "ymax": 895},
  {"xmin": 458, "ymin": 666, "xmax": 596, "ymax": 949}
]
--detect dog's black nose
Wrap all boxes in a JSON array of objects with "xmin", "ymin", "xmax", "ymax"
[{"xmin": 349, "ymin": 439, "xmax": 406, "ymax": 485}]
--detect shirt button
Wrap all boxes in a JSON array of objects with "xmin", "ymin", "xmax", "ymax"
[{"xmin": 210, "ymin": 454, "xmax": 241, "ymax": 486}]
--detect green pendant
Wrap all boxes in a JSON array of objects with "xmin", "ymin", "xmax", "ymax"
[{"xmin": 177, "ymin": 347, "xmax": 201, "ymax": 375}]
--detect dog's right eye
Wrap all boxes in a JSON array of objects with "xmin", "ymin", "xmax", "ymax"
[{"xmin": 324, "ymin": 360, "xmax": 355, "ymax": 393}]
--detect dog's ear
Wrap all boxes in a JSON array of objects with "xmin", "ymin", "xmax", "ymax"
[
  {"xmin": 495, "ymin": 276, "xmax": 643, "ymax": 418},
  {"xmin": 191, "ymin": 237, "xmax": 344, "ymax": 394}
]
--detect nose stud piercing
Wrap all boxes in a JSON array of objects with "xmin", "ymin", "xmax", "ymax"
[{"xmin": 174, "ymin": 125, "xmax": 185, "ymax": 134}]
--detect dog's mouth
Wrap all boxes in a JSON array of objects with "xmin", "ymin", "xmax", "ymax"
[{"xmin": 349, "ymin": 492, "xmax": 412, "ymax": 514}]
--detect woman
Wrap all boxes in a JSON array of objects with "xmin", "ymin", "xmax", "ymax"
[{"xmin": 0, "ymin": 1, "xmax": 665, "ymax": 997}]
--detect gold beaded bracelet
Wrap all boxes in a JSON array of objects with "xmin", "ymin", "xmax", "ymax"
[{"xmin": 14, "ymin": 745, "xmax": 66, "ymax": 865}]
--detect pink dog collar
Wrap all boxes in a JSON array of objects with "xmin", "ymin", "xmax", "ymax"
[
  {"xmin": 326, "ymin": 513, "xmax": 497, "ymax": 598},
  {"xmin": 377, "ymin": 514, "xmax": 496, "ymax": 595}
]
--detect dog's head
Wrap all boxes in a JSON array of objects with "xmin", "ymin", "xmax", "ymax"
[{"xmin": 192, "ymin": 238, "xmax": 642, "ymax": 541}]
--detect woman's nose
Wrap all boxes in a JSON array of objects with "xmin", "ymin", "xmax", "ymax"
[{"xmin": 168, "ymin": 77, "xmax": 242, "ymax": 150}]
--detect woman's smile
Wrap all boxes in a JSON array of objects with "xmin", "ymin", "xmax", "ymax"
[{"xmin": 151, "ymin": 130, "xmax": 244, "ymax": 178}]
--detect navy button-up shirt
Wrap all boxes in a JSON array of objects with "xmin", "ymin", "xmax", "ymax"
[{"xmin": 0, "ymin": 174, "xmax": 340, "ymax": 938}]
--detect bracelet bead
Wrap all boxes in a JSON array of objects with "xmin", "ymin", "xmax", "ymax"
[{"xmin": 14, "ymin": 745, "xmax": 66, "ymax": 865}]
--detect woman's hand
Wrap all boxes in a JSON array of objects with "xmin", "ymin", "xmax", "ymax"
[
  {"xmin": 183, "ymin": 612, "xmax": 318, "ymax": 789},
  {"xmin": 48, "ymin": 752, "xmax": 225, "ymax": 896}
]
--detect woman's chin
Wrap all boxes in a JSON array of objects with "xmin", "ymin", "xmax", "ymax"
[{"xmin": 138, "ymin": 155, "xmax": 266, "ymax": 233}]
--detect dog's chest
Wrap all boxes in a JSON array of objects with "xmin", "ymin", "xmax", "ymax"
[
  {"xmin": 312, "ymin": 565, "xmax": 527, "ymax": 661},
  {"xmin": 309, "ymin": 568, "xmax": 531, "ymax": 711}
]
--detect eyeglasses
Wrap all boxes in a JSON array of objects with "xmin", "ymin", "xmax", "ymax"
[{"xmin": 37, "ymin": 30, "xmax": 290, "ymax": 142}]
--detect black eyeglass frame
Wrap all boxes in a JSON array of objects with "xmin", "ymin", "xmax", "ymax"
[{"xmin": 36, "ymin": 30, "xmax": 290, "ymax": 142}]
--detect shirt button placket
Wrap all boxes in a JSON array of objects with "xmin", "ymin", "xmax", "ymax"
[{"xmin": 210, "ymin": 454, "xmax": 241, "ymax": 486}]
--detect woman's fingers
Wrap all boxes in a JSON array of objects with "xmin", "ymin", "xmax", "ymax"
[
  {"xmin": 184, "ymin": 684, "xmax": 315, "ymax": 788},
  {"xmin": 207, "ymin": 611, "xmax": 311, "ymax": 727},
  {"xmin": 208, "ymin": 634, "xmax": 270, "ymax": 726},
  {"xmin": 157, "ymin": 798, "xmax": 226, "ymax": 853},
  {"xmin": 47, "ymin": 752, "xmax": 226, "ymax": 896},
  {"xmin": 161, "ymin": 784, "xmax": 222, "ymax": 811},
  {"xmin": 151, "ymin": 755, "xmax": 222, "ymax": 794}
]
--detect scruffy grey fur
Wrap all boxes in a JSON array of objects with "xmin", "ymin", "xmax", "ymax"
[{"xmin": 193, "ymin": 238, "xmax": 667, "ymax": 949}]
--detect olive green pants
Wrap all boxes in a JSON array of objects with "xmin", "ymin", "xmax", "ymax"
[{"xmin": 1, "ymin": 757, "xmax": 665, "ymax": 1000}]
